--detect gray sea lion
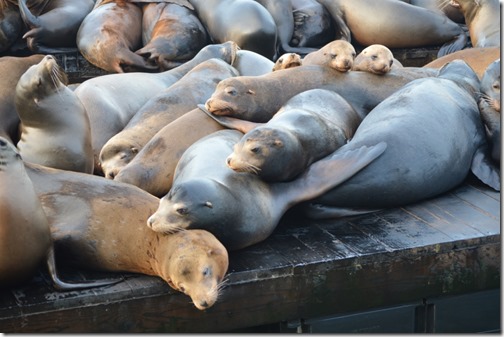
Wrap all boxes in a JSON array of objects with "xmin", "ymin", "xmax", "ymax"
[
  {"xmin": 24, "ymin": 161, "xmax": 229, "ymax": 311},
  {"xmin": 290, "ymin": 0, "xmax": 336, "ymax": 48},
  {"xmin": 114, "ymin": 108, "xmax": 226, "ymax": 197},
  {"xmin": 478, "ymin": 59, "xmax": 500, "ymax": 163},
  {"xmin": 99, "ymin": 58, "xmax": 239, "ymax": 180},
  {"xmin": 74, "ymin": 41, "xmax": 238, "ymax": 174},
  {"xmin": 316, "ymin": 0, "xmax": 467, "ymax": 56},
  {"xmin": 189, "ymin": 0, "xmax": 277, "ymax": 59},
  {"xmin": 232, "ymin": 49, "xmax": 275, "ymax": 76},
  {"xmin": 0, "ymin": 54, "xmax": 44, "ymax": 143},
  {"xmin": 18, "ymin": 0, "xmax": 94, "ymax": 53},
  {"xmin": 146, "ymin": 129, "xmax": 386, "ymax": 251},
  {"xmin": 77, "ymin": 0, "xmax": 158, "ymax": 73},
  {"xmin": 15, "ymin": 55, "xmax": 94, "ymax": 173},
  {"xmin": 213, "ymin": 89, "xmax": 362, "ymax": 182},
  {"xmin": 135, "ymin": 2, "xmax": 209, "ymax": 71},
  {"xmin": 302, "ymin": 60, "xmax": 500, "ymax": 219},
  {"xmin": 302, "ymin": 39, "xmax": 356, "ymax": 72}
]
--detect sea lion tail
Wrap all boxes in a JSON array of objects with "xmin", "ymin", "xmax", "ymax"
[
  {"xmin": 47, "ymin": 246, "xmax": 124, "ymax": 291},
  {"xmin": 437, "ymin": 31, "xmax": 468, "ymax": 57},
  {"xmin": 470, "ymin": 146, "xmax": 501, "ymax": 191},
  {"xmin": 280, "ymin": 142, "xmax": 387, "ymax": 207}
]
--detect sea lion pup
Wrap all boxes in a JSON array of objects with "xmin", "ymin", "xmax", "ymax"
[
  {"xmin": 99, "ymin": 58, "xmax": 239, "ymax": 180},
  {"xmin": 135, "ymin": 2, "xmax": 209, "ymax": 71},
  {"xmin": 18, "ymin": 0, "xmax": 94, "ymax": 53},
  {"xmin": 352, "ymin": 44, "xmax": 402, "ymax": 75},
  {"xmin": 115, "ymin": 107, "xmax": 226, "ymax": 197},
  {"xmin": 272, "ymin": 52, "xmax": 302, "ymax": 71},
  {"xmin": 15, "ymin": 55, "xmax": 94, "ymax": 174},
  {"xmin": 206, "ymin": 89, "xmax": 361, "ymax": 182},
  {"xmin": 189, "ymin": 0, "xmax": 277, "ymax": 60},
  {"xmin": 449, "ymin": 0, "xmax": 500, "ymax": 48},
  {"xmin": 478, "ymin": 59, "xmax": 500, "ymax": 163},
  {"xmin": 301, "ymin": 60, "xmax": 500, "ymax": 219},
  {"xmin": 0, "ymin": 1, "xmax": 23, "ymax": 54},
  {"xmin": 205, "ymin": 64, "xmax": 437, "ymax": 123},
  {"xmin": 24, "ymin": 162, "xmax": 228, "ymax": 311},
  {"xmin": 290, "ymin": 0, "xmax": 336, "ymax": 48},
  {"xmin": 77, "ymin": 0, "xmax": 158, "ymax": 73},
  {"xmin": 0, "ymin": 54, "xmax": 44, "ymax": 144},
  {"xmin": 0, "ymin": 137, "xmax": 120, "ymax": 290},
  {"xmin": 302, "ymin": 40, "xmax": 356, "ymax": 72},
  {"xmin": 74, "ymin": 41, "xmax": 238, "ymax": 174},
  {"xmin": 316, "ymin": 0, "xmax": 467, "ymax": 57},
  {"xmin": 146, "ymin": 129, "xmax": 386, "ymax": 251}
]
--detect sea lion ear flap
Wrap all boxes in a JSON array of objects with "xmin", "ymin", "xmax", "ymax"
[
  {"xmin": 204, "ymin": 201, "xmax": 213, "ymax": 208},
  {"xmin": 207, "ymin": 248, "xmax": 222, "ymax": 256}
]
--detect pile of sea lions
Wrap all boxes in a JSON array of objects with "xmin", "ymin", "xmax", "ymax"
[{"xmin": 0, "ymin": 0, "xmax": 501, "ymax": 311}]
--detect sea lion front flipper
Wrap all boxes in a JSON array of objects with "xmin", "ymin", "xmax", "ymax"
[
  {"xmin": 47, "ymin": 246, "xmax": 124, "ymax": 291},
  {"xmin": 331, "ymin": 11, "xmax": 351, "ymax": 42},
  {"xmin": 197, "ymin": 104, "xmax": 262, "ymax": 133},
  {"xmin": 279, "ymin": 142, "xmax": 387, "ymax": 207},
  {"xmin": 470, "ymin": 146, "xmax": 500, "ymax": 191},
  {"xmin": 301, "ymin": 203, "xmax": 383, "ymax": 220},
  {"xmin": 436, "ymin": 31, "xmax": 467, "ymax": 57}
]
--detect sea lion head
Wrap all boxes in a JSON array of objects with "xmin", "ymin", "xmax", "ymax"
[
  {"xmin": 272, "ymin": 53, "xmax": 302, "ymax": 71},
  {"xmin": 99, "ymin": 141, "xmax": 139, "ymax": 179},
  {"xmin": 479, "ymin": 59, "xmax": 501, "ymax": 113},
  {"xmin": 322, "ymin": 40, "xmax": 356, "ymax": 72},
  {"xmin": 353, "ymin": 44, "xmax": 394, "ymax": 75},
  {"xmin": 438, "ymin": 59, "xmax": 481, "ymax": 99},
  {"xmin": 205, "ymin": 77, "xmax": 259, "ymax": 119},
  {"xmin": 160, "ymin": 230, "xmax": 229, "ymax": 310}
]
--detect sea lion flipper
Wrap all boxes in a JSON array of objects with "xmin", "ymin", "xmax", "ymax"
[
  {"xmin": 197, "ymin": 104, "xmax": 262, "ymax": 132},
  {"xmin": 436, "ymin": 32, "xmax": 467, "ymax": 58},
  {"xmin": 301, "ymin": 203, "xmax": 383, "ymax": 219},
  {"xmin": 470, "ymin": 146, "xmax": 500, "ymax": 191},
  {"xmin": 331, "ymin": 11, "xmax": 351, "ymax": 42},
  {"xmin": 47, "ymin": 246, "xmax": 124, "ymax": 291}
]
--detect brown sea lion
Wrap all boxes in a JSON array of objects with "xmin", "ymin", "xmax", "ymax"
[
  {"xmin": 15, "ymin": 55, "xmax": 94, "ymax": 173},
  {"xmin": 114, "ymin": 107, "xmax": 226, "ymax": 197},
  {"xmin": 146, "ymin": 129, "xmax": 386, "ymax": 250},
  {"xmin": 99, "ymin": 58, "xmax": 239, "ymax": 179},
  {"xmin": 77, "ymin": 0, "xmax": 158, "ymax": 73},
  {"xmin": 74, "ymin": 41, "xmax": 238, "ymax": 174},
  {"xmin": 189, "ymin": 0, "xmax": 278, "ymax": 59},
  {"xmin": 205, "ymin": 64, "xmax": 437, "ymax": 123},
  {"xmin": 0, "ymin": 54, "xmax": 44, "ymax": 143},
  {"xmin": 352, "ymin": 44, "xmax": 401, "ymax": 75},
  {"xmin": 290, "ymin": 0, "xmax": 336, "ymax": 48},
  {"xmin": 272, "ymin": 52, "xmax": 302, "ymax": 71},
  {"xmin": 25, "ymin": 161, "xmax": 229, "ymax": 310},
  {"xmin": 449, "ymin": 0, "xmax": 500, "ymax": 48},
  {"xmin": 213, "ymin": 89, "xmax": 362, "ymax": 182},
  {"xmin": 423, "ymin": 46, "xmax": 500, "ymax": 78},
  {"xmin": 135, "ymin": 2, "xmax": 209, "ymax": 71},
  {"xmin": 302, "ymin": 40, "xmax": 356, "ymax": 72},
  {"xmin": 316, "ymin": 0, "xmax": 467, "ymax": 56},
  {"xmin": 478, "ymin": 59, "xmax": 500, "ymax": 163},
  {"xmin": 18, "ymin": 0, "xmax": 94, "ymax": 53}
]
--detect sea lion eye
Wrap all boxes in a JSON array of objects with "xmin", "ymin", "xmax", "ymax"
[
  {"xmin": 202, "ymin": 267, "xmax": 211, "ymax": 277},
  {"xmin": 250, "ymin": 147, "xmax": 260, "ymax": 153},
  {"xmin": 330, "ymin": 53, "xmax": 337, "ymax": 59},
  {"xmin": 371, "ymin": 55, "xmax": 378, "ymax": 60},
  {"xmin": 225, "ymin": 87, "xmax": 237, "ymax": 96},
  {"xmin": 493, "ymin": 82, "xmax": 500, "ymax": 90},
  {"xmin": 176, "ymin": 207, "xmax": 188, "ymax": 215}
]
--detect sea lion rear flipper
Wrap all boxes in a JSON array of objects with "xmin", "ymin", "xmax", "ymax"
[
  {"xmin": 437, "ymin": 32, "xmax": 467, "ymax": 57},
  {"xmin": 47, "ymin": 246, "xmax": 124, "ymax": 291},
  {"xmin": 118, "ymin": 52, "xmax": 159, "ymax": 73},
  {"xmin": 197, "ymin": 104, "xmax": 262, "ymax": 132},
  {"xmin": 331, "ymin": 12, "xmax": 351, "ymax": 42},
  {"xmin": 300, "ymin": 203, "xmax": 383, "ymax": 219},
  {"xmin": 281, "ymin": 142, "xmax": 387, "ymax": 205},
  {"xmin": 470, "ymin": 146, "xmax": 500, "ymax": 191}
]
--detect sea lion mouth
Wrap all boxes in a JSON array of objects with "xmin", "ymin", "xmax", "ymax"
[
  {"xmin": 204, "ymin": 99, "xmax": 235, "ymax": 116},
  {"xmin": 43, "ymin": 56, "xmax": 69, "ymax": 87}
]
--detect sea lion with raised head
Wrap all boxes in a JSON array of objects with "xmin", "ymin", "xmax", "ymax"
[
  {"xmin": 15, "ymin": 55, "xmax": 94, "ymax": 173},
  {"xmin": 146, "ymin": 129, "xmax": 386, "ymax": 251},
  {"xmin": 25, "ymin": 161, "xmax": 228, "ymax": 310}
]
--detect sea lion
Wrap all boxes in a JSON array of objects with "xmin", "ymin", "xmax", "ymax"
[
  {"xmin": 25, "ymin": 161, "xmax": 228, "ymax": 311},
  {"xmin": 114, "ymin": 107, "xmax": 226, "ymax": 197},
  {"xmin": 0, "ymin": 54, "xmax": 44, "ymax": 144},
  {"xmin": 135, "ymin": 2, "xmax": 209, "ymax": 71},
  {"xmin": 232, "ymin": 49, "xmax": 275, "ymax": 76},
  {"xmin": 316, "ymin": 0, "xmax": 467, "ymax": 56},
  {"xmin": 205, "ymin": 64, "xmax": 437, "ymax": 123},
  {"xmin": 15, "ymin": 55, "xmax": 94, "ymax": 174},
  {"xmin": 0, "ymin": 1, "xmax": 23, "ymax": 53},
  {"xmin": 18, "ymin": 0, "xmax": 94, "ymax": 53},
  {"xmin": 214, "ymin": 89, "xmax": 362, "ymax": 182},
  {"xmin": 352, "ymin": 44, "xmax": 402, "ymax": 75},
  {"xmin": 272, "ymin": 52, "xmax": 302, "ymax": 71},
  {"xmin": 73, "ymin": 41, "xmax": 238, "ymax": 174},
  {"xmin": 189, "ymin": 0, "xmax": 277, "ymax": 60},
  {"xmin": 423, "ymin": 46, "xmax": 500, "ymax": 78},
  {"xmin": 302, "ymin": 39, "xmax": 356, "ymax": 72},
  {"xmin": 301, "ymin": 60, "xmax": 500, "ymax": 219},
  {"xmin": 0, "ymin": 137, "xmax": 121, "ymax": 290},
  {"xmin": 478, "ymin": 59, "xmax": 500, "ymax": 163},
  {"xmin": 449, "ymin": 0, "xmax": 500, "ymax": 48},
  {"xmin": 146, "ymin": 129, "xmax": 386, "ymax": 251},
  {"xmin": 76, "ymin": 0, "xmax": 158, "ymax": 73},
  {"xmin": 290, "ymin": 0, "xmax": 336, "ymax": 48},
  {"xmin": 99, "ymin": 58, "xmax": 239, "ymax": 180}
]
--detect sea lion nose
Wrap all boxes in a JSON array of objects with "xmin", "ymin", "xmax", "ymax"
[
  {"xmin": 199, "ymin": 300, "xmax": 209, "ymax": 308},
  {"xmin": 147, "ymin": 215, "xmax": 154, "ymax": 228},
  {"xmin": 0, "ymin": 138, "xmax": 6, "ymax": 146}
]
